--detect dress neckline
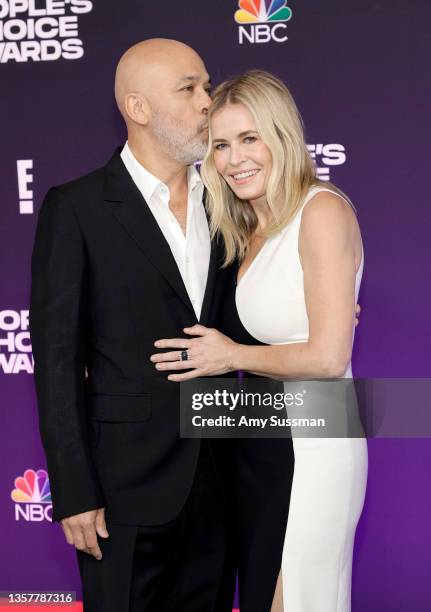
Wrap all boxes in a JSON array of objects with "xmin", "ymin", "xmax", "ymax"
[
  {"xmin": 236, "ymin": 235, "xmax": 274, "ymax": 287},
  {"xmin": 235, "ymin": 186, "xmax": 324, "ymax": 287}
]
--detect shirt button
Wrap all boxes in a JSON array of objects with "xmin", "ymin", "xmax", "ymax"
[{"xmin": 186, "ymin": 257, "xmax": 190, "ymax": 263}]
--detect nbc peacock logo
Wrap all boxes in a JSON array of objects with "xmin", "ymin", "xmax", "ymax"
[
  {"xmin": 11, "ymin": 469, "xmax": 53, "ymax": 522},
  {"xmin": 235, "ymin": 0, "xmax": 293, "ymax": 44}
]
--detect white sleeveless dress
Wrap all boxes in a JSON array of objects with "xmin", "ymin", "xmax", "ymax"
[{"xmin": 235, "ymin": 186, "xmax": 368, "ymax": 612}]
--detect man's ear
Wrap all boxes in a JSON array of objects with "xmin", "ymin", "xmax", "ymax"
[{"xmin": 124, "ymin": 93, "xmax": 151, "ymax": 126}]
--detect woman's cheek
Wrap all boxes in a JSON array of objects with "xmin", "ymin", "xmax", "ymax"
[
  {"xmin": 214, "ymin": 155, "xmax": 228, "ymax": 177},
  {"xmin": 213, "ymin": 152, "xmax": 223, "ymax": 174}
]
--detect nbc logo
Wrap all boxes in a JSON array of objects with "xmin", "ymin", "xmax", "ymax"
[
  {"xmin": 11, "ymin": 469, "xmax": 53, "ymax": 522},
  {"xmin": 235, "ymin": 0, "xmax": 293, "ymax": 45}
]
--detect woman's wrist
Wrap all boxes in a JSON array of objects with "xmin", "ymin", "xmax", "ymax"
[{"xmin": 227, "ymin": 342, "xmax": 245, "ymax": 372}]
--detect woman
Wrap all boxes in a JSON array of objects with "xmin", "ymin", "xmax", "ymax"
[{"xmin": 150, "ymin": 70, "xmax": 368, "ymax": 612}]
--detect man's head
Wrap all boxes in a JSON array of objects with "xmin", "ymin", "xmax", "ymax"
[{"xmin": 114, "ymin": 39, "xmax": 211, "ymax": 164}]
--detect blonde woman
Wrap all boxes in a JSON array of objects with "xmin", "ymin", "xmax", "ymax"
[{"xmin": 151, "ymin": 70, "xmax": 368, "ymax": 612}]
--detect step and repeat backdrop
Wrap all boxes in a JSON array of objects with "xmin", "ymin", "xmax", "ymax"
[{"xmin": 1, "ymin": 1, "xmax": 431, "ymax": 610}]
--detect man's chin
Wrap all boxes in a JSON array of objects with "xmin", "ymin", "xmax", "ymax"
[
  {"xmin": 181, "ymin": 140, "xmax": 209, "ymax": 165},
  {"xmin": 196, "ymin": 131, "xmax": 209, "ymax": 147}
]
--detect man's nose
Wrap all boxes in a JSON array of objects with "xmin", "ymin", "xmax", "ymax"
[{"xmin": 199, "ymin": 90, "xmax": 212, "ymax": 114}]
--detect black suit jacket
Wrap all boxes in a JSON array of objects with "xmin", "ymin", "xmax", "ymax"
[{"xmin": 29, "ymin": 149, "xmax": 228, "ymax": 525}]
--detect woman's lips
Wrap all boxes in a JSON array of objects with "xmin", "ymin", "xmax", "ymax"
[{"xmin": 230, "ymin": 169, "xmax": 261, "ymax": 184}]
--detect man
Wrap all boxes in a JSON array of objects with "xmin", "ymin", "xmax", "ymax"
[{"xmin": 30, "ymin": 39, "xmax": 234, "ymax": 611}]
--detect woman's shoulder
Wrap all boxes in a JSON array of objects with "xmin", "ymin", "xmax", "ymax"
[
  {"xmin": 302, "ymin": 185, "xmax": 357, "ymax": 223},
  {"xmin": 300, "ymin": 185, "xmax": 360, "ymax": 246}
]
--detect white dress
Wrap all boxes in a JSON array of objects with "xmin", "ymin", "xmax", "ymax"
[{"xmin": 235, "ymin": 186, "xmax": 368, "ymax": 612}]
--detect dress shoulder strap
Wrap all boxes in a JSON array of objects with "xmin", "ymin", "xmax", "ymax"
[{"xmin": 302, "ymin": 186, "xmax": 357, "ymax": 213}]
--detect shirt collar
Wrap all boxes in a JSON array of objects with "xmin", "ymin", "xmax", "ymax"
[
  {"xmin": 187, "ymin": 163, "xmax": 203, "ymax": 195},
  {"xmin": 121, "ymin": 142, "xmax": 164, "ymax": 204},
  {"xmin": 121, "ymin": 141, "xmax": 204, "ymax": 205}
]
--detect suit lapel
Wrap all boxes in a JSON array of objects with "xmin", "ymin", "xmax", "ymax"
[
  {"xmin": 104, "ymin": 150, "xmax": 196, "ymax": 316},
  {"xmin": 199, "ymin": 193, "xmax": 220, "ymax": 325},
  {"xmin": 200, "ymin": 237, "xmax": 218, "ymax": 325}
]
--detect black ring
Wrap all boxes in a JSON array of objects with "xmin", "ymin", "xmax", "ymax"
[{"xmin": 180, "ymin": 350, "xmax": 189, "ymax": 361}]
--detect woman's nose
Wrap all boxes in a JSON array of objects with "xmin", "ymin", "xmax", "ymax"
[{"xmin": 229, "ymin": 144, "xmax": 246, "ymax": 166}]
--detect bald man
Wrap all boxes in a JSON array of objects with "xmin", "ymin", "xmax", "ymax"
[{"xmin": 30, "ymin": 39, "xmax": 235, "ymax": 611}]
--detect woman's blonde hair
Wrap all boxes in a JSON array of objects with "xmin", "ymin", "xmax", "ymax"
[{"xmin": 201, "ymin": 69, "xmax": 352, "ymax": 266}]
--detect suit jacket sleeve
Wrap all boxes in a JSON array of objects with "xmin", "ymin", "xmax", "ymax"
[{"xmin": 29, "ymin": 187, "xmax": 105, "ymax": 523}]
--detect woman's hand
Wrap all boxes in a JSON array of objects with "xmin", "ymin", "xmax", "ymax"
[{"xmin": 150, "ymin": 324, "xmax": 239, "ymax": 381}]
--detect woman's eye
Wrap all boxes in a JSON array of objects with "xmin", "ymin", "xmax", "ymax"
[
  {"xmin": 244, "ymin": 136, "xmax": 257, "ymax": 144},
  {"xmin": 214, "ymin": 143, "xmax": 227, "ymax": 150},
  {"xmin": 182, "ymin": 86, "xmax": 194, "ymax": 92}
]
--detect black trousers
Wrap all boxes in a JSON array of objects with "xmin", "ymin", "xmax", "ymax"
[
  {"xmin": 235, "ymin": 438, "xmax": 295, "ymax": 612},
  {"xmin": 77, "ymin": 441, "xmax": 236, "ymax": 611}
]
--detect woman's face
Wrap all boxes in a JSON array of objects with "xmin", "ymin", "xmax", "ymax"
[{"xmin": 210, "ymin": 103, "xmax": 272, "ymax": 204}]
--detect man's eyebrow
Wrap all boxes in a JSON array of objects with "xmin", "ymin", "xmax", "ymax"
[
  {"xmin": 175, "ymin": 75, "xmax": 212, "ymax": 87},
  {"xmin": 212, "ymin": 130, "xmax": 258, "ymax": 143}
]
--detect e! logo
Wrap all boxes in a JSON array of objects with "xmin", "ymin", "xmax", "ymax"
[{"xmin": 17, "ymin": 159, "xmax": 33, "ymax": 214}]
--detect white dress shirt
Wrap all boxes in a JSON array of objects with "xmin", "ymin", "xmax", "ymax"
[{"xmin": 120, "ymin": 142, "xmax": 211, "ymax": 319}]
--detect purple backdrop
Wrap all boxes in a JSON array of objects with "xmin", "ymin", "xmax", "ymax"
[{"xmin": 1, "ymin": 1, "xmax": 430, "ymax": 610}]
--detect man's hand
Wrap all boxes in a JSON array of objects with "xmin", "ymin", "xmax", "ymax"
[
  {"xmin": 61, "ymin": 507, "xmax": 109, "ymax": 560},
  {"xmin": 355, "ymin": 303, "xmax": 361, "ymax": 327}
]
